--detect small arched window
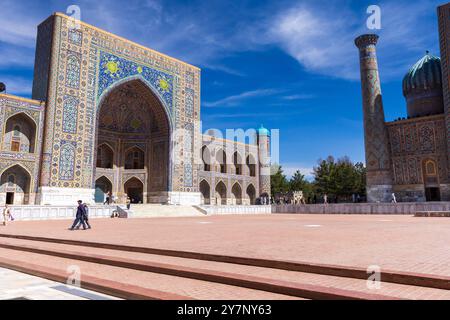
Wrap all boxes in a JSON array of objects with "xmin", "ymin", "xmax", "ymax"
[{"xmin": 425, "ymin": 161, "xmax": 437, "ymax": 176}]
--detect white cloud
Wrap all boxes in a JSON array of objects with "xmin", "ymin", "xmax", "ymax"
[
  {"xmin": 267, "ymin": 0, "xmax": 442, "ymax": 81},
  {"xmin": 282, "ymin": 94, "xmax": 315, "ymax": 100},
  {"xmin": 268, "ymin": 4, "xmax": 360, "ymax": 80},
  {"xmin": 0, "ymin": 0, "xmax": 43, "ymax": 47},
  {"xmin": 203, "ymin": 89, "xmax": 281, "ymax": 107}
]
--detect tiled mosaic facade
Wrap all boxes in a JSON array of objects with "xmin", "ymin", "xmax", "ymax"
[
  {"xmin": 355, "ymin": 3, "xmax": 450, "ymax": 202},
  {"xmin": 0, "ymin": 95, "xmax": 45, "ymax": 205},
  {"xmin": 1, "ymin": 13, "xmax": 270, "ymax": 205},
  {"xmin": 199, "ymin": 136, "xmax": 261, "ymax": 205}
]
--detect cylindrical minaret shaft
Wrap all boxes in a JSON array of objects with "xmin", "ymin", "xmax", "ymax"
[
  {"xmin": 257, "ymin": 126, "xmax": 271, "ymax": 200},
  {"xmin": 355, "ymin": 34, "xmax": 393, "ymax": 202}
]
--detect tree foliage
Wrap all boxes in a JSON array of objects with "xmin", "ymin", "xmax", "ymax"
[{"xmin": 270, "ymin": 157, "xmax": 366, "ymax": 203}]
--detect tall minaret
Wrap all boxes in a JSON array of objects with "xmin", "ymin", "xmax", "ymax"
[
  {"xmin": 257, "ymin": 125, "xmax": 271, "ymax": 198},
  {"xmin": 355, "ymin": 34, "xmax": 393, "ymax": 203}
]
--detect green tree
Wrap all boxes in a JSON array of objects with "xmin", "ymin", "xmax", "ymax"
[
  {"xmin": 312, "ymin": 156, "xmax": 367, "ymax": 202},
  {"xmin": 289, "ymin": 170, "xmax": 313, "ymax": 196},
  {"xmin": 313, "ymin": 156, "xmax": 337, "ymax": 195},
  {"xmin": 270, "ymin": 164, "xmax": 289, "ymax": 196}
]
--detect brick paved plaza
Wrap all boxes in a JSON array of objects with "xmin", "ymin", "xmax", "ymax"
[{"xmin": 0, "ymin": 214, "xmax": 449, "ymax": 300}]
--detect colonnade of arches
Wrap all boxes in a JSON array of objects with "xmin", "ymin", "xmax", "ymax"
[
  {"xmin": 0, "ymin": 112, "xmax": 37, "ymax": 204},
  {"xmin": 199, "ymin": 179, "xmax": 256, "ymax": 205},
  {"xmin": 201, "ymin": 146, "xmax": 257, "ymax": 177}
]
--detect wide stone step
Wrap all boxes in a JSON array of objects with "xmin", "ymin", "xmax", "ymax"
[{"xmin": 1, "ymin": 235, "xmax": 450, "ymax": 300}]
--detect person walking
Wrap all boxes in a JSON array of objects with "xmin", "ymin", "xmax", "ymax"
[
  {"xmin": 323, "ymin": 194, "xmax": 329, "ymax": 205},
  {"xmin": 126, "ymin": 196, "xmax": 131, "ymax": 210},
  {"xmin": 391, "ymin": 193, "xmax": 397, "ymax": 203},
  {"xmin": 70, "ymin": 200, "xmax": 87, "ymax": 230},
  {"xmin": 104, "ymin": 191, "xmax": 111, "ymax": 205},
  {"xmin": 77, "ymin": 203, "xmax": 91, "ymax": 230},
  {"xmin": 2, "ymin": 205, "xmax": 11, "ymax": 226}
]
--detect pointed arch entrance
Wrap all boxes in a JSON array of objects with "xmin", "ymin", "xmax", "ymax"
[
  {"xmin": 95, "ymin": 176, "xmax": 113, "ymax": 204},
  {"xmin": 246, "ymin": 184, "xmax": 256, "ymax": 205},
  {"xmin": 95, "ymin": 79, "xmax": 172, "ymax": 204},
  {"xmin": 232, "ymin": 182, "xmax": 243, "ymax": 205},
  {"xmin": 124, "ymin": 177, "xmax": 144, "ymax": 204},
  {"xmin": 0, "ymin": 165, "xmax": 32, "ymax": 205},
  {"xmin": 215, "ymin": 181, "xmax": 227, "ymax": 205},
  {"xmin": 200, "ymin": 180, "xmax": 211, "ymax": 205}
]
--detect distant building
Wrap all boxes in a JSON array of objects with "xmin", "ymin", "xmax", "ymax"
[
  {"xmin": 0, "ymin": 13, "xmax": 270, "ymax": 206},
  {"xmin": 355, "ymin": 3, "xmax": 450, "ymax": 202}
]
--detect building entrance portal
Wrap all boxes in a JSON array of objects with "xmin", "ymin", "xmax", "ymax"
[
  {"xmin": 6, "ymin": 193, "xmax": 14, "ymax": 205},
  {"xmin": 425, "ymin": 187, "xmax": 441, "ymax": 202},
  {"xmin": 125, "ymin": 178, "xmax": 144, "ymax": 204},
  {"xmin": 95, "ymin": 79, "xmax": 171, "ymax": 204}
]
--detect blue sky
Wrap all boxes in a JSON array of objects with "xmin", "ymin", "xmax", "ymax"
[{"xmin": 0, "ymin": 0, "xmax": 444, "ymax": 178}]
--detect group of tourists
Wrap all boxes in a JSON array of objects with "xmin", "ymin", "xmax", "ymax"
[
  {"xmin": 69, "ymin": 200, "xmax": 92, "ymax": 231},
  {"xmin": 104, "ymin": 190, "xmax": 132, "ymax": 210}
]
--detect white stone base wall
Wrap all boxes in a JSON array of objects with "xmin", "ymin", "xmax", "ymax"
[
  {"xmin": 8, "ymin": 205, "xmax": 116, "ymax": 221},
  {"xmin": 38, "ymin": 187, "xmax": 95, "ymax": 206},
  {"xmin": 200, "ymin": 205, "xmax": 272, "ymax": 215},
  {"xmin": 168, "ymin": 192, "xmax": 202, "ymax": 205},
  {"xmin": 273, "ymin": 202, "xmax": 450, "ymax": 215}
]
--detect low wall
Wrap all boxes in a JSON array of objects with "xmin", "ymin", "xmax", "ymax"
[
  {"xmin": 8, "ymin": 205, "xmax": 117, "ymax": 221},
  {"xmin": 272, "ymin": 202, "xmax": 450, "ymax": 215},
  {"xmin": 200, "ymin": 205, "xmax": 272, "ymax": 215}
]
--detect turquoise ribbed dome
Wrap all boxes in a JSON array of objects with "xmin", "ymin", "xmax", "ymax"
[
  {"xmin": 402, "ymin": 52, "xmax": 442, "ymax": 96},
  {"xmin": 258, "ymin": 125, "xmax": 270, "ymax": 136}
]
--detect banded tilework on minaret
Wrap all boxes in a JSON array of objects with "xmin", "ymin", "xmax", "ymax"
[
  {"xmin": 257, "ymin": 126, "xmax": 271, "ymax": 198},
  {"xmin": 355, "ymin": 34, "xmax": 393, "ymax": 202},
  {"xmin": 438, "ymin": 3, "xmax": 450, "ymax": 191}
]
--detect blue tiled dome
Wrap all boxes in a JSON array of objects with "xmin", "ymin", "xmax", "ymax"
[
  {"xmin": 258, "ymin": 125, "xmax": 270, "ymax": 136},
  {"xmin": 402, "ymin": 52, "xmax": 444, "ymax": 117},
  {"xmin": 402, "ymin": 52, "xmax": 442, "ymax": 96}
]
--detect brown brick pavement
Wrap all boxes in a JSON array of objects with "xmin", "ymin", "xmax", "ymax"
[
  {"xmin": 1, "ymin": 214, "xmax": 449, "ymax": 277},
  {"xmin": 0, "ymin": 237, "xmax": 449, "ymax": 299}
]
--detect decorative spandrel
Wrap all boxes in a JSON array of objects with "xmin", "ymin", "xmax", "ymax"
[{"xmin": 98, "ymin": 51, "xmax": 174, "ymax": 114}]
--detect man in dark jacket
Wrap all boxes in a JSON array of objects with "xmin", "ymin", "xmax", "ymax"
[
  {"xmin": 70, "ymin": 200, "xmax": 87, "ymax": 230},
  {"xmin": 82, "ymin": 203, "xmax": 92, "ymax": 229}
]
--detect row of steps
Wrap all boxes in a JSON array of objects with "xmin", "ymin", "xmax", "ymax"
[{"xmin": 0, "ymin": 233, "xmax": 449, "ymax": 300}]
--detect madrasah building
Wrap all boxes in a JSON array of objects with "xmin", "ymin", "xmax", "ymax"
[
  {"xmin": 0, "ymin": 13, "xmax": 271, "ymax": 206},
  {"xmin": 355, "ymin": 2, "xmax": 450, "ymax": 203}
]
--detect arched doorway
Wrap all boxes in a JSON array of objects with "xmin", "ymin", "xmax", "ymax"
[
  {"xmin": 0, "ymin": 165, "xmax": 31, "ymax": 205},
  {"xmin": 231, "ymin": 182, "xmax": 243, "ymax": 205},
  {"xmin": 95, "ymin": 79, "xmax": 171, "ymax": 204},
  {"xmin": 4, "ymin": 113, "xmax": 37, "ymax": 153},
  {"xmin": 95, "ymin": 176, "xmax": 113, "ymax": 204},
  {"xmin": 246, "ymin": 184, "xmax": 256, "ymax": 205},
  {"xmin": 125, "ymin": 147, "xmax": 145, "ymax": 170},
  {"xmin": 423, "ymin": 159, "xmax": 440, "ymax": 201},
  {"xmin": 234, "ymin": 152, "xmax": 243, "ymax": 175},
  {"xmin": 96, "ymin": 144, "xmax": 114, "ymax": 169},
  {"xmin": 247, "ymin": 155, "xmax": 256, "ymax": 177},
  {"xmin": 215, "ymin": 181, "xmax": 227, "ymax": 205},
  {"xmin": 216, "ymin": 149, "xmax": 227, "ymax": 174},
  {"xmin": 200, "ymin": 180, "xmax": 211, "ymax": 205},
  {"xmin": 202, "ymin": 145, "xmax": 211, "ymax": 171},
  {"xmin": 124, "ymin": 177, "xmax": 144, "ymax": 204}
]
